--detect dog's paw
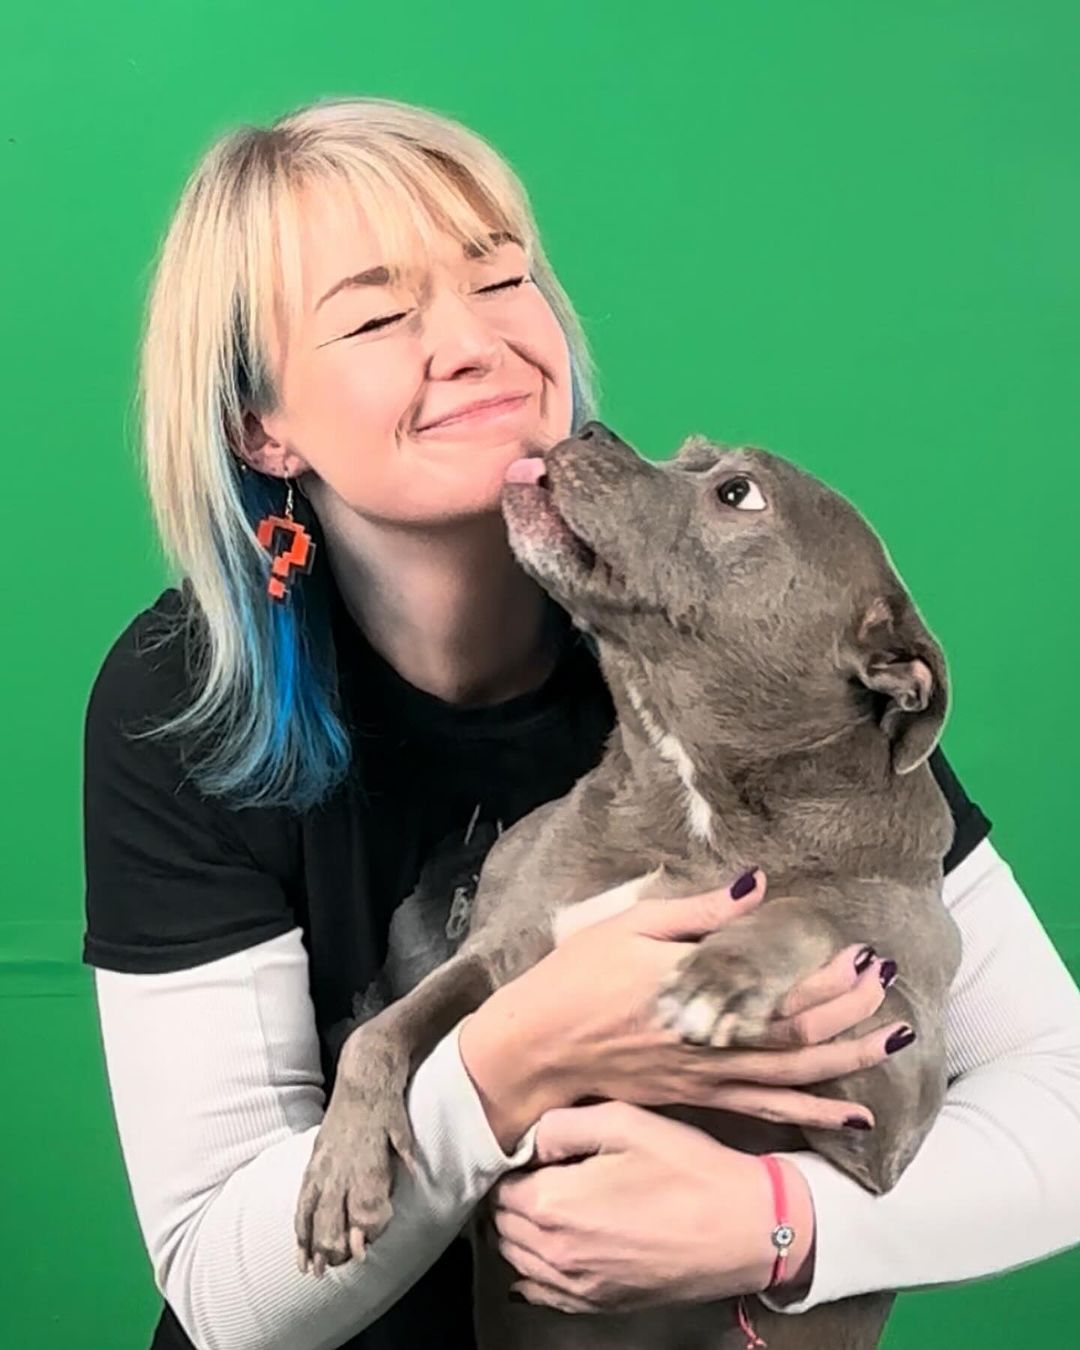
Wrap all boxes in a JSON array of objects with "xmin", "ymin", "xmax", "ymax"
[
  {"xmin": 656, "ymin": 936, "xmax": 787, "ymax": 1047},
  {"xmin": 294, "ymin": 1051, "xmax": 415, "ymax": 1274}
]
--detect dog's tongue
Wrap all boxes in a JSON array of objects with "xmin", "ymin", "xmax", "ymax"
[{"xmin": 505, "ymin": 456, "xmax": 547, "ymax": 485}]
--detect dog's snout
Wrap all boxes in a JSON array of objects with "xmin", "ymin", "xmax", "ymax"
[{"xmin": 577, "ymin": 420, "xmax": 629, "ymax": 449}]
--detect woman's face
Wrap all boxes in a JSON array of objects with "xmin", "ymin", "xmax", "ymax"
[{"xmin": 253, "ymin": 187, "xmax": 574, "ymax": 526}]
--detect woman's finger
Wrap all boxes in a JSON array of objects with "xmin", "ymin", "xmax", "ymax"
[
  {"xmin": 509, "ymin": 1279, "xmax": 599, "ymax": 1314},
  {"xmin": 703, "ymin": 1081, "xmax": 875, "ymax": 1130},
  {"xmin": 530, "ymin": 1100, "xmax": 639, "ymax": 1166},
  {"xmin": 497, "ymin": 1233, "xmax": 578, "ymax": 1291},
  {"xmin": 626, "ymin": 869, "xmax": 767, "ymax": 942},
  {"xmin": 492, "ymin": 1205, "xmax": 545, "ymax": 1251},
  {"xmin": 759, "ymin": 956, "xmax": 893, "ymax": 1048},
  {"xmin": 707, "ymin": 1019, "xmax": 915, "ymax": 1087},
  {"xmin": 553, "ymin": 871, "xmax": 662, "ymax": 944},
  {"xmin": 774, "ymin": 942, "xmax": 878, "ymax": 1019}
]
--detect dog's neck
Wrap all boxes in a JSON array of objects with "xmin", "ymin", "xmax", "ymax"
[
  {"xmin": 612, "ymin": 675, "xmax": 889, "ymax": 863},
  {"xmin": 621, "ymin": 682, "xmax": 721, "ymax": 846}
]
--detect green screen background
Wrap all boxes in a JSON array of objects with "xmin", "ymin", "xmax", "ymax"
[{"xmin": 2, "ymin": 2, "xmax": 1077, "ymax": 1345}]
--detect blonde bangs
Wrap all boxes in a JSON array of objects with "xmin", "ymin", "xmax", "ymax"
[{"xmin": 263, "ymin": 134, "xmax": 541, "ymax": 382}]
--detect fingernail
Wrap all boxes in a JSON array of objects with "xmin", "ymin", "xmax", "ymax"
[
  {"xmin": 879, "ymin": 959, "xmax": 898, "ymax": 989},
  {"xmin": 730, "ymin": 869, "xmax": 758, "ymax": 900},
  {"xmin": 854, "ymin": 945, "xmax": 876, "ymax": 974},
  {"xmin": 844, "ymin": 1115, "xmax": 873, "ymax": 1130},
  {"xmin": 885, "ymin": 1025, "xmax": 916, "ymax": 1054}
]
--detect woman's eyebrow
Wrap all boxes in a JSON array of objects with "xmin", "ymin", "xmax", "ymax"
[
  {"xmin": 315, "ymin": 265, "xmax": 393, "ymax": 311},
  {"xmin": 314, "ymin": 231, "xmax": 523, "ymax": 311},
  {"xmin": 463, "ymin": 229, "xmax": 521, "ymax": 258}
]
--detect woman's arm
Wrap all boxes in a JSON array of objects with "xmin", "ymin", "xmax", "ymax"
[
  {"xmin": 85, "ymin": 614, "xmax": 553, "ymax": 1348},
  {"xmin": 485, "ymin": 838, "xmax": 1080, "ymax": 1316},
  {"xmin": 762, "ymin": 838, "xmax": 1080, "ymax": 1313},
  {"xmin": 95, "ymin": 927, "xmax": 536, "ymax": 1350}
]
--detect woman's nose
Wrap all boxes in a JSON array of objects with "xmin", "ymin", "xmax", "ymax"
[{"xmin": 425, "ymin": 289, "xmax": 504, "ymax": 377}]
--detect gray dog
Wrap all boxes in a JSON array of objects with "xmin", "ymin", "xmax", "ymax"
[{"xmin": 296, "ymin": 421, "xmax": 961, "ymax": 1349}]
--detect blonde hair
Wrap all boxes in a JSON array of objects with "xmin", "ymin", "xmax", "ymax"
[{"xmin": 137, "ymin": 95, "xmax": 599, "ymax": 809}]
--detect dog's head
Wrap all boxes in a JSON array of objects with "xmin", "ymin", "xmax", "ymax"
[{"xmin": 502, "ymin": 420, "xmax": 947, "ymax": 776}]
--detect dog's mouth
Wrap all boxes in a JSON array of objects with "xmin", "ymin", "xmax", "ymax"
[{"xmin": 502, "ymin": 455, "xmax": 624, "ymax": 597}]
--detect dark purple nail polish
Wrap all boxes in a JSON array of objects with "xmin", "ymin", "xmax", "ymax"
[
  {"xmin": 854, "ymin": 946, "xmax": 876, "ymax": 974},
  {"xmin": 885, "ymin": 1025, "xmax": 916, "ymax": 1054},
  {"xmin": 879, "ymin": 959, "xmax": 898, "ymax": 989},
  {"xmin": 730, "ymin": 869, "xmax": 758, "ymax": 900},
  {"xmin": 844, "ymin": 1116, "xmax": 873, "ymax": 1130}
]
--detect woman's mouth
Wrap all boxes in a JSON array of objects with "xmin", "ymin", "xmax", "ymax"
[{"xmin": 418, "ymin": 393, "xmax": 531, "ymax": 434}]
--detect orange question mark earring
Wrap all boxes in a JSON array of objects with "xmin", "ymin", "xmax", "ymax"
[{"xmin": 255, "ymin": 480, "xmax": 317, "ymax": 602}]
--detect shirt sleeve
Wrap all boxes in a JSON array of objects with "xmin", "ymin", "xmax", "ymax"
[
  {"xmin": 95, "ymin": 928, "xmax": 537, "ymax": 1350},
  {"xmin": 82, "ymin": 603, "xmax": 298, "ymax": 973},
  {"xmin": 928, "ymin": 747, "xmax": 992, "ymax": 874},
  {"xmin": 761, "ymin": 837, "xmax": 1080, "ymax": 1313}
]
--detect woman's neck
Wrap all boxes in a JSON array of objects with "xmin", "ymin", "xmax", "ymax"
[{"xmin": 315, "ymin": 493, "xmax": 563, "ymax": 707}]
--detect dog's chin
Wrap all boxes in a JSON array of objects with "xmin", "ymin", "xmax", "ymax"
[{"xmin": 501, "ymin": 479, "xmax": 628, "ymax": 612}]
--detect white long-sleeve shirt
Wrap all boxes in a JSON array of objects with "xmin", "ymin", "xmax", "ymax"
[{"xmin": 94, "ymin": 838, "xmax": 1080, "ymax": 1350}]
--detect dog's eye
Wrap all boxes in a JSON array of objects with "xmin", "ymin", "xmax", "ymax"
[{"xmin": 716, "ymin": 476, "xmax": 766, "ymax": 511}]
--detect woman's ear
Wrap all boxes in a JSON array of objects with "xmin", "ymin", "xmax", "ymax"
[
  {"xmin": 229, "ymin": 408, "xmax": 310, "ymax": 480},
  {"xmin": 846, "ymin": 597, "xmax": 949, "ymax": 775}
]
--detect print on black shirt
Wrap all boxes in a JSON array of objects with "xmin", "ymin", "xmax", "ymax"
[{"xmin": 332, "ymin": 812, "xmax": 502, "ymax": 1057}]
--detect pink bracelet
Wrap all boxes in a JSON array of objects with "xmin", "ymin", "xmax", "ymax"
[
  {"xmin": 736, "ymin": 1154, "xmax": 796, "ymax": 1349},
  {"xmin": 763, "ymin": 1154, "xmax": 797, "ymax": 1288}
]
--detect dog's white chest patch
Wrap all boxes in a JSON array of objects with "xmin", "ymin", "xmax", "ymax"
[
  {"xmin": 552, "ymin": 869, "xmax": 663, "ymax": 944},
  {"xmin": 626, "ymin": 685, "xmax": 714, "ymax": 844}
]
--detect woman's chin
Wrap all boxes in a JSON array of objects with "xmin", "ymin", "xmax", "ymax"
[{"xmin": 410, "ymin": 442, "xmax": 550, "ymax": 517}]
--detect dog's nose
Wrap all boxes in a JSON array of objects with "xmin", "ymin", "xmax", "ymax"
[{"xmin": 578, "ymin": 420, "xmax": 615, "ymax": 444}]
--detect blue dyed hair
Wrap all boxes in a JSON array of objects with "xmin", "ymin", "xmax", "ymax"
[
  {"xmin": 226, "ymin": 468, "xmax": 353, "ymax": 810},
  {"xmin": 136, "ymin": 466, "xmax": 349, "ymax": 813}
]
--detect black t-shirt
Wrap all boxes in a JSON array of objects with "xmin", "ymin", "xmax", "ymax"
[{"xmin": 82, "ymin": 582, "xmax": 990, "ymax": 1350}]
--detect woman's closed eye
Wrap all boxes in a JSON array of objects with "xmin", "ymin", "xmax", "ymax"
[
  {"xmin": 478, "ymin": 274, "xmax": 529, "ymax": 294},
  {"xmin": 342, "ymin": 310, "xmax": 411, "ymax": 338},
  {"xmin": 339, "ymin": 275, "xmax": 529, "ymax": 340}
]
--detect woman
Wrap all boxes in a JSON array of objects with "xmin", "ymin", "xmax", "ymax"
[{"xmin": 83, "ymin": 97, "xmax": 1080, "ymax": 1350}]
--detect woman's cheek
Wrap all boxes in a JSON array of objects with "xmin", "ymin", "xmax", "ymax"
[
  {"xmin": 327, "ymin": 350, "xmax": 411, "ymax": 444},
  {"xmin": 292, "ymin": 387, "xmax": 392, "ymax": 511},
  {"xmin": 510, "ymin": 304, "xmax": 574, "ymax": 435}
]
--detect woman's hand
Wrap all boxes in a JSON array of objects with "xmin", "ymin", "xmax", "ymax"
[
  {"xmin": 491, "ymin": 1100, "xmax": 812, "ymax": 1311},
  {"xmin": 460, "ymin": 870, "xmax": 912, "ymax": 1151}
]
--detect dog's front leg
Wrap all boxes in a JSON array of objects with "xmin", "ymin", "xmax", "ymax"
[
  {"xmin": 655, "ymin": 892, "xmax": 953, "ymax": 1195},
  {"xmin": 295, "ymin": 909, "xmax": 555, "ymax": 1274},
  {"xmin": 656, "ymin": 895, "xmax": 842, "ymax": 1050}
]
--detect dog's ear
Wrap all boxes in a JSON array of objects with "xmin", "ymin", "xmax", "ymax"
[{"xmin": 845, "ymin": 597, "xmax": 948, "ymax": 775}]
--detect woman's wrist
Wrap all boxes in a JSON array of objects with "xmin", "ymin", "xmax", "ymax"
[
  {"xmin": 459, "ymin": 975, "xmax": 578, "ymax": 1152},
  {"xmin": 761, "ymin": 1158, "xmax": 817, "ymax": 1303},
  {"xmin": 685, "ymin": 1140, "xmax": 819, "ymax": 1303}
]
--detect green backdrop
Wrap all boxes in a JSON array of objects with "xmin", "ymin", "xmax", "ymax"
[{"xmin": 2, "ymin": 2, "xmax": 1077, "ymax": 1345}]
